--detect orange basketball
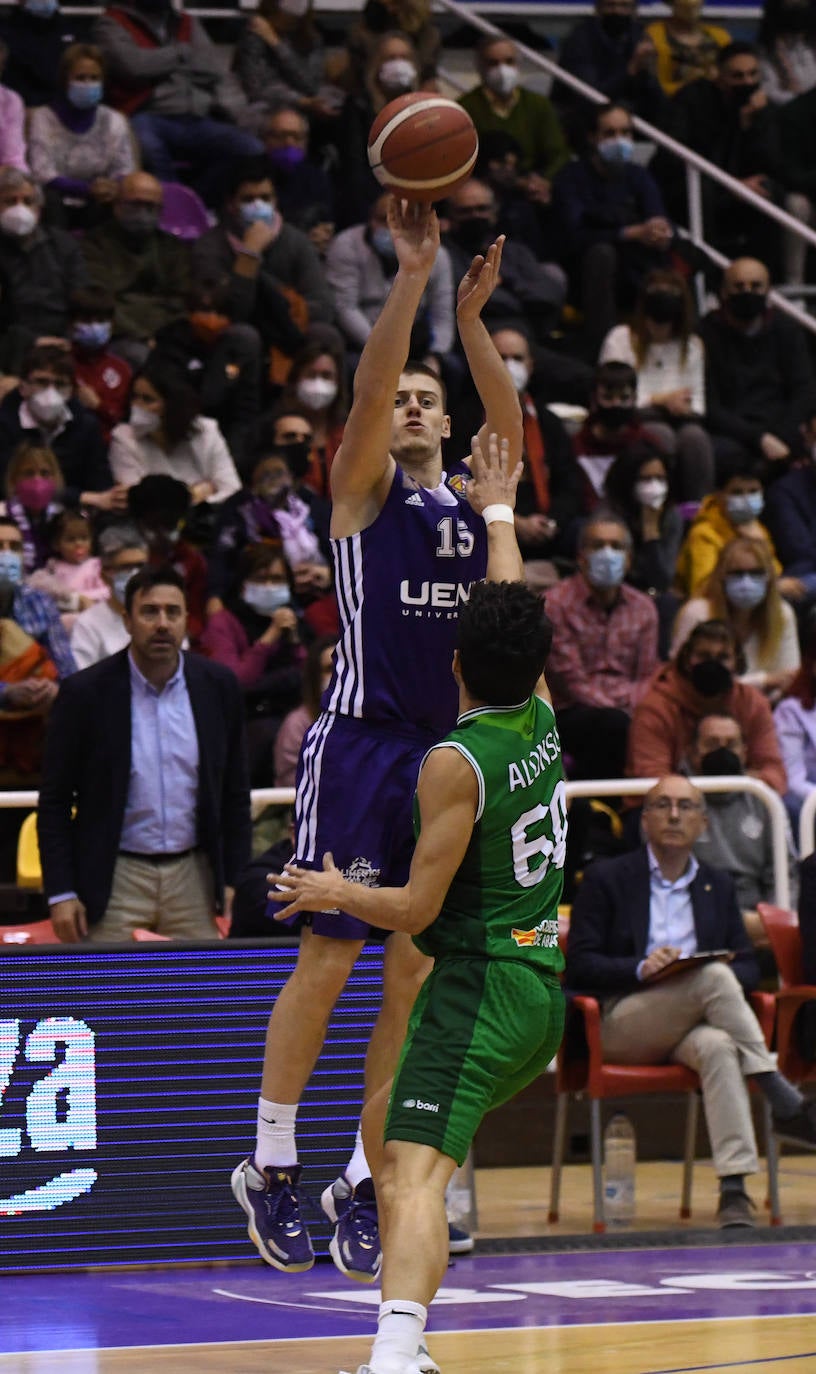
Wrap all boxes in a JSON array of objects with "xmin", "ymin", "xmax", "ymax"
[{"xmin": 367, "ymin": 93, "xmax": 479, "ymax": 202}]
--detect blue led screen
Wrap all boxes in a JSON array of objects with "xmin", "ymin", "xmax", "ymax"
[{"xmin": 0, "ymin": 942, "xmax": 383, "ymax": 1272}]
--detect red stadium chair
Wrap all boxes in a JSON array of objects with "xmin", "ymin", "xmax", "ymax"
[
  {"xmin": 1, "ymin": 917, "xmax": 58, "ymax": 943},
  {"xmin": 550, "ymin": 917, "xmax": 780, "ymax": 1230},
  {"xmin": 757, "ymin": 903, "xmax": 816, "ymax": 1090}
]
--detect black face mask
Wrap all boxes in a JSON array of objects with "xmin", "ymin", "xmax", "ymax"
[
  {"xmin": 728, "ymin": 81, "xmax": 761, "ymax": 107},
  {"xmin": 596, "ymin": 403, "xmax": 635, "ymax": 430},
  {"xmin": 726, "ymin": 290, "xmax": 767, "ymax": 323},
  {"xmin": 690, "ymin": 658, "xmax": 733, "ymax": 697},
  {"xmin": 600, "ymin": 12, "xmax": 632, "ymax": 37},
  {"xmin": 699, "ymin": 745, "xmax": 742, "ymax": 776},
  {"xmin": 644, "ymin": 290, "xmax": 683, "ymax": 325},
  {"xmin": 273, "ymin": 440, "xmax": 311, "ymax": 481},
  {"xmin": 452, "ymin": 216, "xmax": 492, "ymax": 253}
]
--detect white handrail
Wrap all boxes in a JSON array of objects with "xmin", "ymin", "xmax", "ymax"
[
  {"xmin": 437, "ymin": 0, "xmax": 816, "ymax": 335},
  {"xmin": 11, "ymin": 773, "xmax": 790, "ymax": 907},
  {"xmin": 799, "ymin": 788, "xmax": 816, "ymax": 859}
]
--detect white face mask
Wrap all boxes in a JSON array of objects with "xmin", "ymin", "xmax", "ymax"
[
  {"xmin": 0, "ymin": 203, "xmax": 37, "ymax": 238},
  {"xmin": 130, "ymin": 403, "xmax": 161, "ymax": 435},
  {"xmin": 243, "ymin": 581, "xmax": 291, "ymax": 615},
  {"xmin": 504, "ymin": 357, "xmax": 530, "ymax": 393},
  {"xmin": 296, "ymin": 377, "xmax": 338, "ymax": 411},
  {"xmin": 27, "ymin": 385, "xmax": 70, "ymax": 426},
  {"xmin": 485, "ymin": 63, "xmax": 519, "ymax": 98},
  {"xmin": 634, "ymin": 477, "xmax": 668, "ymax": 510},
  {"xmin": 378, "ymin": 58, "xmax": 417, "ymax": 92}
]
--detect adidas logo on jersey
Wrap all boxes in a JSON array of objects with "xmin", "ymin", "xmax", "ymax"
[{"xmin": 404, "ymin": 492, "xmax": 424, "ymax": 506}]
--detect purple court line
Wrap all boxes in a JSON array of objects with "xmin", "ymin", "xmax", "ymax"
[{"xmin": 648, "ymin": 1355, "xmax": 816, "ymax": 1373}]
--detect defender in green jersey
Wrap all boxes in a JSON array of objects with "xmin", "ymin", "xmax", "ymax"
[{"xmin": 273, "ymin": 580, "xmax": 565, "ymax": 1374}]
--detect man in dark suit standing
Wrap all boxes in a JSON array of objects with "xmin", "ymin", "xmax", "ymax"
[
  {"xmin": 38, "ymin": 565, "xmax": 251, "ymax": 942},
  {"xmin": 567, "ymin": 773, "xmax": 816, "ymax": 1227}
]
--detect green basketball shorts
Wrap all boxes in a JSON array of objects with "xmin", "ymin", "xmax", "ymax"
[{"xmin": 385, "ymin": 956, "xmax": 565, "ymax": 1166}]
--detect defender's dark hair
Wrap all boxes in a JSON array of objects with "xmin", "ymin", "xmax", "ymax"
[
  {"xmin": 124, "ymin": 564, "xmax": 186, "ymax": 614},
  {"xmin": 459, "ymin": 581, "xmax": 552, "ymax": 705}
]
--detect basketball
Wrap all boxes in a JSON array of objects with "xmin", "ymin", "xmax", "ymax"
[{"xmin": 367, "ymin": 93, "xmax": 479, "ymax": 202}]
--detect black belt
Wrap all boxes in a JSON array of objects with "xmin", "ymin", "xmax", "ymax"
[{"xmin": 118, "ymin": 847, "xmax": 198, "ymax": 865}]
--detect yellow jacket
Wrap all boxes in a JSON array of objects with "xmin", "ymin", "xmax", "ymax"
[
  {"xmin": 674, "ymin": 494, "xmax": 781, "ymax": 597},
  {"xmin": 646, "ymin": 19, "xmax": 731, "ymax": 96}
]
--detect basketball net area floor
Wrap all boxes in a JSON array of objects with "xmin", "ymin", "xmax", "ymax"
[{"xmin": 5, "ymin": 1161, "xmax": 816, "ymax": 1374}]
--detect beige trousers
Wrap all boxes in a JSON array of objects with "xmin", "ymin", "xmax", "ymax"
[
  {"xmin": 601, "ymin": 962, "xmax": 775, "ymax": 1177},
  {"xmin": 87, "ymin": 850, "xmax": 219, "ymax": 942}
]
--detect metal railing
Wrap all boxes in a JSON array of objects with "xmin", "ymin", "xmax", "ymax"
[
  {"xmin": 799, "ymin": 788, "xmax": 816, "ymax": 861},
  {"xmin": 3, "ymin": 771, "xmax": 790, "ymax": 908},
  {"xmin": 436, "ymin": 0, "xmax": 816, "ymax": 337}
]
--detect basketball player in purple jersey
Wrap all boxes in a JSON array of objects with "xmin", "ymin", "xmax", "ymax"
[{"xmin": 231, "ymin": 198, "xmax": 524, "ymax": 1294}]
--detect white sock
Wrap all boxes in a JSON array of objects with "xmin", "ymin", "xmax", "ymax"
[
  {"xmin": 255, "ymin": 1097, "xmax": 298, "ymax": 1171},
  {"xmin": 370, "ymin": 1300, "xmax": 427, "ymax": 1374},
  {"xmin": 345, "ymin": 1125, "xmax": 371, "ymax": 1188}
]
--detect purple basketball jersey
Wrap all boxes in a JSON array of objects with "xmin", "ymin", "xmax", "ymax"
[{"xmin": 325, "ymin": 464, "xmax": 488, "ymax": 739}]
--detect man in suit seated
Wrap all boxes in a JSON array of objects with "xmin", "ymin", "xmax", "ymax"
[
  {"xmin": 37, "ymin": 565, "xmax": 251, "ymax": 943},
  {"xmin": 567, "ymin": 772, "xmax": 816, "ymax": 1227}
]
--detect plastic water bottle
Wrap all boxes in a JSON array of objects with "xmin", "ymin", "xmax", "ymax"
[{"xmin": 603, "ymin": 1114, "xmax": 635, "ymax": 1226}]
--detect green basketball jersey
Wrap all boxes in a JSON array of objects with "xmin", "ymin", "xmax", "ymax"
[{"xmin": 413, "ymin": 694, "xmax": 566, "ymax": 973}]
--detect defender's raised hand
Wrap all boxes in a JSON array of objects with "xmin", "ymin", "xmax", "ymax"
[
  {"xmin": 456, "ymin": 236, "xmax": 505, "ymax": 322},
  {"xmin": 466, "ymin": 431, "xmax": 522, "ymax": 516}
]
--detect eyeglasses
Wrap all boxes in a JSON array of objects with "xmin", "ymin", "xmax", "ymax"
[{"xmin": 644, "ymin": 798, "xmax": 703, "ymax": 815}]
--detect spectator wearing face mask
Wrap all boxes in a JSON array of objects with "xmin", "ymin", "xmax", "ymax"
[
  {"xmin": 27, "ymin": 43, "xmax": 137, "ymax": 233},
  {"xmin": 571, "ymin": 361, "xmax": 676, "ymax": 524},
  {"xmin": 459, "ymin": 36, "xmax": 570, "ymax": 190},
  {"xmin": 0, "ymin": 0, "xmax": 76, "ymax": 108},
  {"xmin": 685, "ymin": 712, "xmax": 796, "ymax": 940},
  {"xmin": 83, "ymin": 172, "xmax": 191, "ymax": 369},
  {"xmin": 764, "ymin": 409, "xmax": 816, "ymax": 601},
  {"xmin": 127, "ymin": 473, "xmax": 209, "ymax": 644},
  {"xmin": 66, "ymin": 288, "xmax": 132, "ymax": 444},
  {"xmin": 0, "ymin": 168, "xmax": 88, "ymax": 350},
  {"xmin": 70, "ymin": 521, "xmax": 148, "ymax": 668},
  {"xmin": 260, "ymin": 101, "xmax": 336, "ymax": 227},
  {"xmin": 2, "ymin": 443, "xmax": 65, "ymax": 572},
  {"xmin": 672, "ymin": 534, "xmax": 800, "ymax": 697},
  {"xmin": 192, "ymin": 157, "xmax": 336, "ymax": 376},
  {"xmin": 626, "ymin": 617, "xmax": 786, "ymax": 791},
  {"xmin": 325, "ymin": 192, "xmax": 454, "ymax": 370},
  {"xmin": 603, "ymin": 442, "xmax": 683, "ymax": 654},
  {"xmin": 344, "ymin": 0, "xmax": 440, "ymax": 96},
  {"xmin": 600, "ymin": 269, "xmax": 714, "ymax": 501},
  {"xmin": 0, "ymin": 512, "xmax": 75, "ymax": 681},
  {"xmin": 0, "ymin": 345, "xmax": 124, "ymax": 514},
  {"xmin": 330, "ymin": 29, "xmax": 422, "ymax": 229},
  {"xmin": 274, "ymin": 341, "xmax": 348, "ymax": 498},
  {"xmin": 208, "ymin": 441, "xmax": 333, "ymax": 623},
  {"xmin": 675, "ymin": 456, "xmax": 786, "ymax": 598},
  {"xmin": 543, "ymin": 508, "xmax": 658, "ymax": 779},
  {"xmin": 442, "ymin": 177, "xmax": 567, "ymax": 344},
  {"xmin": 700, "ymin": 257, "xmax": 816, "ymax": 468},
  {"xmin": 657, "ymin": 44, "xmax": 786, "ymax": 274},
  {"xmin": 552, "ymin": 102, "xmax": 674, "ymax": 359},
  {"xmin": 150, "ymin": 275, "xmax": 262, "ymax": 469},
  {"xmin": 774, "ymin": 616, "xmax": 816, "ymax": 829},
  {"xmin": 557, "ymin": 0, "xmax": 668, "ymax": 127},
  {"xmin": 201, "ymin": 541, "xmax": 307, "ymax": 784},
  {"xmin": 94, "ymin": 0, "xmax": 262, "ymax": 207}
]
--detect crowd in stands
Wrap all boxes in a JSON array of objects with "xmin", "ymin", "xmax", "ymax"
[{"xmin": 2, "ymin": 0, "xmax": 816, "ymax": 939}]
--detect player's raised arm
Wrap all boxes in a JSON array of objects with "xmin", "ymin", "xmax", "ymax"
[
  {"xmin": 456, "ymin": 237, "xmax": 523, "ymax": 468},
  {"xmin": 468, "ymin": 432, "xmax": 524, "ymax": 583},
  {"xmin": 330, "ymin": 199, "xmax": 439, "ymax": 510}
]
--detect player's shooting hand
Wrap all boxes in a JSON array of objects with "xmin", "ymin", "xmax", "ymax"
[
  {"xmin": 268, "ymin": 852, "xmax": 344, "ymax": 919},
  {"xmin": 466, "ymin": 431, "xmax": 522, "ymax": 515},
  {"xmin": 456, "ymin": 235, "xmax": 505, "ymax": 322},
  {"xmin": 387, "ymin": 197, "xmax": 439, "ymax": 276}
]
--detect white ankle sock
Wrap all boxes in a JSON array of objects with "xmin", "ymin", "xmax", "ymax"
[
  {"xmin": 345, "ymin": 1125, "xmax": 371, "ymax": 1188},
  {"xmin": 370, "ymin": 1299, "xmax": 427, "ymax": 1373},
  {"xmin": 255, "ymin": 1098, "xmax": 298, "ymax": 1170}
]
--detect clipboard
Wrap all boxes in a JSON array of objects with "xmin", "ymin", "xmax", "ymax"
[{"xmin": 643, "ymin": 949, "xmax": 735, "ymax": 984}]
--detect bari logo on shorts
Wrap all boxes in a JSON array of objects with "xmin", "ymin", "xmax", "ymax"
[
  {"xmin": 511, "ymin": 918, "xmax": 559, "ymax": 949},
  {"xmin": 343, "ymin": 857, "xmax": 381, "ymax": 887},
  {"xmin": 402, "ymin": 1098, "xmax": 440, "ymax": 1113}
]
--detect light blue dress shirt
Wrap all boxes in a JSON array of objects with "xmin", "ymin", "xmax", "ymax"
[
  {"xmin": 637, "ymin": 845, "xmax": 700, "ymax": 979},
  {"xmin": 119, "ymin": 651, "xmax": 199, "ymax": 855}
]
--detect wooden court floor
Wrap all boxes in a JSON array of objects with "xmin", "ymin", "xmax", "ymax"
[{"xmin": 5, "ymin": 1158, "xmax": 816, "ymax": 1374}]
